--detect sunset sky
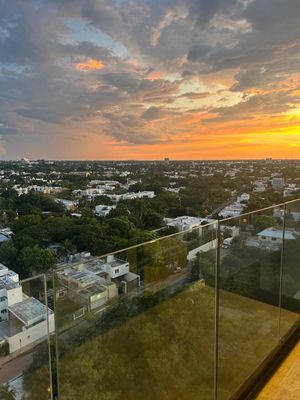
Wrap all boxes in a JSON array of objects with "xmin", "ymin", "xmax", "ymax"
[{"xmin": 0, "ymin": 0, "xmax": 299, "ymax": 160}]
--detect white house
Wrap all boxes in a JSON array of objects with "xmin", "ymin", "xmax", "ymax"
[
  {"xmin": 95, "ymin": 204, "xmax": 116, "ymax": 217},
  {"xmin": 0, "ymin": 264, "xmax": 54, "ymax": 354},
  {"xmin": 257, "ymin": 227, "xmax": 296, "ymax": 244},
  {"xmin": 107, "ymin": 191, "xmax": 155, "ymax": 203},
  {"xmin": 219, "ymin": 204, "xmax": 244, "ymax": 218},
  {"xmin": 92, "ymin": 255, "xmax": 140, "ymax": 293},
  {"xmin": 254, "ymin": 182, "xmax": 267, "ymax": 193},
  {"xmin": 0, "ymin": 264, "xmax": 21, "ymax": 322},
  {"xmin": 55, "ymin": 198, "xmax": 78, "ymax": 211},
  {"xmin": 164, "ymin": 216, "xmax": 217, "ymax": 232},
  {"xmin": 283, "ymin": 184, "xmax": 299, "ymax": 197},
  {"xmin": 13, "ymin": 185, "xmax": 64, "ymax": 196},
  {"xmin": 219, "ymin": 193, "xmax": 250, "ymax": 218},
  {"xmin": 237, "ymin": 193, "xmax": 250, "ymax": 203}
]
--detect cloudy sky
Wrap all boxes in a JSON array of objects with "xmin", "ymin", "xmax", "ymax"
[{"xmin": 0, "ymin": 0, "xmax": 299, "ymax": 160}]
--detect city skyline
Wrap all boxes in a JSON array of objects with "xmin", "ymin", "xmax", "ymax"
[{"xmin": 0, "ymin": 0, "xmax": 300, "ymax": 160}]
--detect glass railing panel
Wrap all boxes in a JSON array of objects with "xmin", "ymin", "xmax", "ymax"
[
  {"xmin": 54, "ymin": 222, "xmax": 217, "ymax": 400},
  {"xmin": 0, "ymin": 274, "xmax": 53, "ymax": 400},
  {"xmin": 280, "ymin": 199, "xmax": 300, "ymax": 338},
  {"xmin": 217, "ymin": 206, "xmax": 291, "ymax": 399}
]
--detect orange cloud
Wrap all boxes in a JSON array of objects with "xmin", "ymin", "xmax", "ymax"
[
  {"xmin": 75, "ymin": 59, "xmax": 105, "ymax": 72},
  {"xmin": 183, "ymin": 112, "xmax": 217, "ymax": 126},
  {"xmin": 147, "ymin": 70, "xmax": 164, "ymax": 80},
  {"xmin": 128, "ymin": 58, "xmax": 140, "ymax": 68}
]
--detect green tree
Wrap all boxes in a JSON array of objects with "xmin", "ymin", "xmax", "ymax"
[
  {"xmin": 59, "ymin": 239, "xmax": 76, "ymax": 258},
  {"xmin": 0, "ymin": 241, "xmax": 18, "ymax": 267},
  {"xmin": 253, "ymin": 215, "xmax": 276, "ymax": 233},
  {"xmin": 19, "ymin": 246, "xmax": 57, "ymax": 274},
  {"xmin": 245, "ymin": 196, "xmax": 272, "ymax": 213},
  {"xmin": 190, "ymin": 262, "xmax": 201, "ymax": 281},
  {"xmin": 12, "ymin": 214, "xmax": 42, "ymax": 233}
]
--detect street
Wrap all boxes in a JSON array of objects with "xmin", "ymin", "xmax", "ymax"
[{"xmin": 0, "ymin": 353, "xmax": 33, "ymax": 385}]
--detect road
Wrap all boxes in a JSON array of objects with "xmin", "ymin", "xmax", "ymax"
[
  {"xmin": 208, "ymin": 195, "xmax": 236, "ymax": 219},
  {"xmin": 0, "ymin": 353, "xmax": 33, "ymax": 385}
]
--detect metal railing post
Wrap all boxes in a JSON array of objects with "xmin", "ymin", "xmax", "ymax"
[
  {"xmin": 43, "ymin": 273, "xmax": 54, "ymax": 400},
  {"xmin": 214, "ymin": 221, "xmax": 221, "ymax": 400},
  {"xmin": 278, "ymin": 204, "xmax": 287, "ymax": 340}
]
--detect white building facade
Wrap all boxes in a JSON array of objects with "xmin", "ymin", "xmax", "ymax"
[{"xmin": 0, "ymin": 264, "xmax": 54, "ymax": 354}]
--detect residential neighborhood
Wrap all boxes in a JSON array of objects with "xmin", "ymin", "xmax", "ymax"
[{"xmin": 0, "ymin": 158, "xmax": 299, "ymax": 399}]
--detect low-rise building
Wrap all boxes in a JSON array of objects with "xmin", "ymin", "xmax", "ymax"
[
  {"xmin": 164, "ymin": 216, "xmax": 217, "ymax": 232},
  {"xmin": 0, "ymin": 264, "xmax": 54, "ymax": 354},
  {"xmin": 257, "ymin": 227, "xmax": 296, "ymax": 244},
  {"xmin": 272, "ymin": 177, "xmax": 285, "ymax": 191},
  {"xmin": 95, "ymin": 204, "xmax": 116, "ymax": 217},
  {"xmin": 283, "ymin": 184, "xmax": 299, "ymax": 197},
  {"xmin": 219, "ymin": 193, "xmax": 250, "ymax": 218},
  {"xmin": 107, "ymin": 191, "xmax": 155, "ymax": 203},
  {"xmin": 13, "ymin": 185, "xmax": 64, "ymax": 196},
  {"xmin": 254, "ymin": 182, "xmax": 267, "ymax": 193},
  {"xmin": 219, "ymin": 204, "xmax": 245, "ymax": 218},
  {"xmin": 55, "ymin": 198, "xmax": 78, "ymax": 211},
  {"xmin": 237, "ymin": 193, "xmax": 250, "ymax": 203},
  {"xmin": 57, "ymin": 255, "xmax": 140, "ymax": 311}
]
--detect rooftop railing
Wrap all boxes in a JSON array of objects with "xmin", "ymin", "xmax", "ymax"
[{"xmin": 1, "ymin": 199, "xmax": 300, "ymax": 400}]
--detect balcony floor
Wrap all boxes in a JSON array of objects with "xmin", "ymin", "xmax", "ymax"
[{"xmin": 256, "ymin": 340, "xmax": 300, "ymax": 400}]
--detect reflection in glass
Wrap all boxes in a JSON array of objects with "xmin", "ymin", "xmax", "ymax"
[
  {"xmin": 0, "ymin": 274, "xmax": 52, "ymax": 399},
  {"xmin": 217, "ymin": 206, "xmax": 299, "ymax": 399},
  {"xmin": 54, "ymin": 224, "xmax": 217, "ymax": 400},
  {"xmin": 280, "ymin": 200, "xmax": 300, "ymax": 337}
]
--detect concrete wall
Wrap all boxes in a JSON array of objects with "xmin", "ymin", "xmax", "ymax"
[
  {"xmin": 90, "ymin": 290, "xmax": 108, "ymax": 310},
  {"xmin": 259, "ymin": 236, "xmax": 281, "ymax": 243},
  {"xmin": 187, "ymin": 239, "xmax": 218, "ymax": 261},
  {"xmin": 7, "ymin": 286, "xmax": 23, "ymax": 306},
  {"xmin": 7, "ymin": 314, "xmax": 54, "ymax": 353},
  {"xmin": 109, "ymin": 262, "xmax": 129, "ymax": 278}
]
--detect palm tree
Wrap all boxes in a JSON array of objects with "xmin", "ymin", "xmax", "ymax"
[{"xmin": 0, "ymin": 384, "xmax": 17, "ymax": 400}]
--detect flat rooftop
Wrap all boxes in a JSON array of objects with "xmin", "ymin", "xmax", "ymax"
[
  {"xmin": 8, "ymin": 297, "xmax": 53, "ymax": 327},
  {"xmin": 77, "ymin": 283, "xmax": 110, "ymax": 299},
  {"xmin": 258, "ymin": 227, "xmax": 295, "ymax": 240},
  {"xmin": 58, "ymin": 256, "xmax": 128, "ymax": 275},
  {"xmin": 0, "ymin": 276, "xmax": 19, "ymax": 290}
]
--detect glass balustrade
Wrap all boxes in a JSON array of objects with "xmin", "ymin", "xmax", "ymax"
[
  {"xmin": 54, "ymin": 222, "xmax": 218, "ymax": 400},
  {"xmin": 280, "ymin": 199, "xmax": 300, "ymax": 338},
  {"xmin": 0, "ymin": 274, "xmax": 52, "ymax": 400},
  {"xmin": 1, "ymin": 200, "xmax": 300, "ymax": 400}
]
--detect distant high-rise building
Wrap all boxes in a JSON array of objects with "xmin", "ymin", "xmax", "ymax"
[{"xmin": 272, "ymin": 177, "xmax": 285, "ymax": 191}]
